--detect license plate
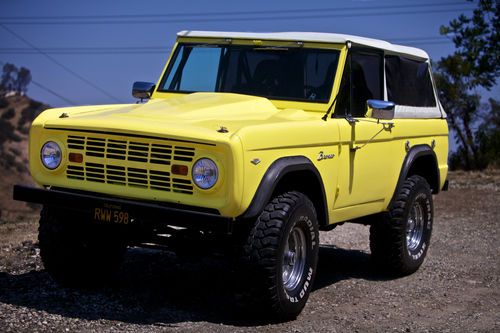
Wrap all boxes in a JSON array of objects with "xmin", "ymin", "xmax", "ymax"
[{"xmin": 93, "ymin": 203, "xmax": 130, "ymax": 225}]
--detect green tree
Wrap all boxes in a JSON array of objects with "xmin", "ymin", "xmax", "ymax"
[
  {"xmin": 0, "ymin": 63, "xmax": 18, "ymax": 92},
  {"xmin": 435, "ymin": 0, "xmax": 499, "ymax": 169},
  {"xmin": 16, "ymin": 67, "xmax": 32, "ymax": 94},
  {"xmin": 477, "ymin": 99, "xmax": 500, "ymax": 167},
  {"xmin": 0, "ymin": 63, "xmax": 32, "ymax": 96}
]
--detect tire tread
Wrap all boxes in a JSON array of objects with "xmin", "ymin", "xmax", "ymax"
[
  {"xmin": 370, "ymin": 175, "xmax": 432, "ymax": 276},
  {"xmin": 240, "ymin": 191, "xmax": 317, "ymax": 319}
]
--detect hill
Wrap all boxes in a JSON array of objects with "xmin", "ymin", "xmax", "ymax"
[{"xmin": 0, "ymin": 94, "xmax": 50, "ymax": 221}]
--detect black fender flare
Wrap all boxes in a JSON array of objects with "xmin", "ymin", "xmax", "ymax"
[
  {"xmin": 240, "ymin": 156, "xmax": 329, "ymax": 225},
  {"xmin": 389, "ymin": 144, "xmax": 440, "ymax": 208}
]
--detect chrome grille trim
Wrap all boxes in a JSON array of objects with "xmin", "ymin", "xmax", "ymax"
[{"xmin": 65, "ymin": 134, "xmax": 195, "ymax": 194}]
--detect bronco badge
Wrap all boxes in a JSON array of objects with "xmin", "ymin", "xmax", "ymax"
[{"xmin": 317, "ymin": 151, "xmax": 335, "ymax": 161}]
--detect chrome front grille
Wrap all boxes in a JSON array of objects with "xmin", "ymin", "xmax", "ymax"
[{"xmin": 65, "ymin": 135, "xmax": 195, "ymax": 194}]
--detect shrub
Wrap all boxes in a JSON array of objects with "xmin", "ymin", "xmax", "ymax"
[{"xmin": 1, "ymin": 108, "xmax": 15, "ymax": 120}]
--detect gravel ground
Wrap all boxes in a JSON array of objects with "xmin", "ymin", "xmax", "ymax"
[{"xmin": 1, "ymin": 172, "xmax": 499, "ymax": 332}]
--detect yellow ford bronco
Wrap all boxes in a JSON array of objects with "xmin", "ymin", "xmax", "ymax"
[{"xmin": 14, "ymin": 31, "xmax": 448, "ymax": 319}]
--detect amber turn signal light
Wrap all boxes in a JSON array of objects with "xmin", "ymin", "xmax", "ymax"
[
  {"xmin": 171, "ymin": 164, "xmax": 188, "ymax": 176},
  {"xmin": 68, "ymin": 153, "xmax": 83, "ymax": 163}
]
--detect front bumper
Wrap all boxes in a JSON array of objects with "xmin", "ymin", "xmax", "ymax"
[{"xmin": 13, "ymin": 185, "xmax": 233, "ymax": 233}]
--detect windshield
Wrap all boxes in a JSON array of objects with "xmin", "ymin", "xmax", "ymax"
[{"xmin": 159, "ymin": 43, "xmax": 340, "ymax": 103}]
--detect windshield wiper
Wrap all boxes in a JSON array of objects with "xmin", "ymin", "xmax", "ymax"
[{"xmin": 321, "ymin": 89, "xmax": 340, "ymax": 121}]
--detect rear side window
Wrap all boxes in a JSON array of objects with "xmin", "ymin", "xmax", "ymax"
[{"xmin": 385, "ymin": 56, "xmax": 436, "ymax": 107}]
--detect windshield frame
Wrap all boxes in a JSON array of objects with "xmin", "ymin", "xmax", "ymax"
[{"xmin": 156, "ymin": 42, "xmax": 342, "ymax": 104}]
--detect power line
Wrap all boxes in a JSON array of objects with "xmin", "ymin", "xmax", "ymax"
[
  {"xmin": 0, "ymin": 59, "xmax": 78, "ymax": 105},
  {"xmin": 0, "ymin": 37, "xmax": 451, "ymax": 50},
  {"xmin": 0, "ymin": 46, "xmax": 170, "ymax": 51},
  {"xmin": 0, "ymin": 24, "xmax": 122, "ymax": 103},
  {"xmin": 0, "ymin": 43, "xmax": 454, "ymax": 55},
  {"xmin": 404, "ymin": 41, "xmax": 456, "ymax": 46},
  {"xmin": 390, "ymin": 36, "xmax": 451, "ymax": 42},
  {"xmin": 0, "ymin": 36, "xmax": 453, "ymax": 55},
  {"xmin": 0, "ymin": 1, "xmax": 469, "ymax": 21},
  {"xmin": 0, "ymin": 46, "xmax": 172, "ymax": 54},
  {"xmin": 0, "ymin": 36, "xmax": 452, "ymax": 51},
  {"xmin": 0, "ymin": 8, "xmax": 473, "ymax": 25},
  {"xmin": 0, "ymin": 47, "xmax": 170, "ymax": 55},
  {"xmin": 0, "ymin": 49, "xmax": 170, "ymax": 55},
  {"xmin": 30, "ymin": 80, "xmax": 78, "ymax": 105},
  {"xmin": 0, "ymin": 51, "xmax": 168, "ymax": 55},
  {"xmin": 390, "ymin": 36, "xmax": 454, "ymax": 46}
]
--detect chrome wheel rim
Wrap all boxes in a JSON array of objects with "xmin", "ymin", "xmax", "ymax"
[
  {"xmin": 282, "ymin": 226, "xmax": 307, "ymax": 291},
  {"xmin": 406, "ymin": 197, "xmax": 425, "ymax": 252}
]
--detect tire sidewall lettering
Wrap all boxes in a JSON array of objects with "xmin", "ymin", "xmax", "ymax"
[
  {"xmin": 285, "ymin": 266, "xmax": 314, "ymax": 302},
  {"xmin": 405, "ymin": 184, "xmax": 433, "ymax": 263},
  {"xmin": 248, "ymin": 192, "xmax": 319, "ymax": 317},
  {"xmin": 299, "ymin": 215, "xmax": 317, "ymax": 249},
  {"xmin": 282, "ymin": 210, "xmax": 318, "ymax": 305}
]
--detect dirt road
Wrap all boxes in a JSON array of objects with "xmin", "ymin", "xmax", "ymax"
[{"xmin": 1, "ymin": 171, "xmax": 499, "ymax": 332}]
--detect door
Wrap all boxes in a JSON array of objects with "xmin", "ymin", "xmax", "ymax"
[{"xmin": 332, "ymin": 48, "xmax": 396, "ymax": 219}]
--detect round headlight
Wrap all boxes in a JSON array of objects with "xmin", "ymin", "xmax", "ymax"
[
  {"xmin": 41, "ymin": 141, "xmax": 62, "ymax": 170},
  {"xmin": 192, "ymin": 158, "xmax": 218, "ymax": 189}
]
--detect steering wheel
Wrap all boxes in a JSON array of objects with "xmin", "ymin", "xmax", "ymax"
[{"xmin": 304, "ymin": 85, "xmax": 319, "ymax": 100}]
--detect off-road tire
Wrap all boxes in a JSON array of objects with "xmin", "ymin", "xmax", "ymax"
[
  {"xmin": 242, "ymin": 191, "xmax": 319, "ymax": 320},
  {"xmin": 370, "ymin": 175, "xmax": 433, "ymax": 276},
  {"xmin": 39, "ymin": 207, "xmax": 126, "ymax": 287}
]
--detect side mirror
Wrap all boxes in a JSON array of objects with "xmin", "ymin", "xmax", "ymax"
[
  {"xmin": 132, "ymin": 81, "xmax": 155, "ymax": 100},
  {"xmin": 366, "ymin": 99, "xmax": 395, "ymax": 120}
]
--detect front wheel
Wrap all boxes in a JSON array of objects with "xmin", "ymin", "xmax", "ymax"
[
  {"xmin": 370, "ymin": 175, "xmax": 433, "ymax": 275},
  {"xmin": 242, "ymin": 191, "xmax": 319, "ymax": 320}
]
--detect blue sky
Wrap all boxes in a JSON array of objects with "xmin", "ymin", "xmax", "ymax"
[{"xmin": 1, "ymin": 0, "xmax": 496, "ymax": 108}]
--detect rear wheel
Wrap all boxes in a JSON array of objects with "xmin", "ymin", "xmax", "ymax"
[
  {"xmin": 370, "ymin": 175, "xmax": 433, "ymax": 275},
  {"xmin": 241, "ymin": 191, "xmax": 319, "ymax": 320},
  {"xmin": 39, "ymin": 207, "xmax": 126, "ymax": 287}
]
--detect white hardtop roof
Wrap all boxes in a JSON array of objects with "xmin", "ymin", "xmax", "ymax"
[{"xmin": 177, "ymin": 30, "xmax": 429, "ymax": 60}]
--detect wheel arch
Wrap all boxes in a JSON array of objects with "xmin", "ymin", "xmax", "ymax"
[
  {"xmin": 240, "ymin": 156, "xmax": 329, "ymax": 226},
  {"xmin": 389, "ymin": 144, "xmax": 440, "ymax": 208}
]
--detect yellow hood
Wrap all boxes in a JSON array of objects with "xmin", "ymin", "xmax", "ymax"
[{"xmin": 39, "ymin": 93, "xmax": 292, "ymax": 142}]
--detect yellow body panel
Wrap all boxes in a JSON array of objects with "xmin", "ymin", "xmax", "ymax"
[
  {"xmin": 332, "ymin": 118, "xmax": 448, "ymax": 222},
  {"xmin": 28, "ymin": 35, "xmax": 448, "ymax": 225}
]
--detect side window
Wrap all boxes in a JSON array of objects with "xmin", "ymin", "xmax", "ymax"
[
  {"xmin": 385, "ymin": 56, "xmax": 436, "ymax": 107},
  {"xmin": 334, "ymin": 49, "xmax": 383, "ymax": 117},
  {"xmin": 351, "ymin": 51, "xmax": 383, "ymax": 117}
]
